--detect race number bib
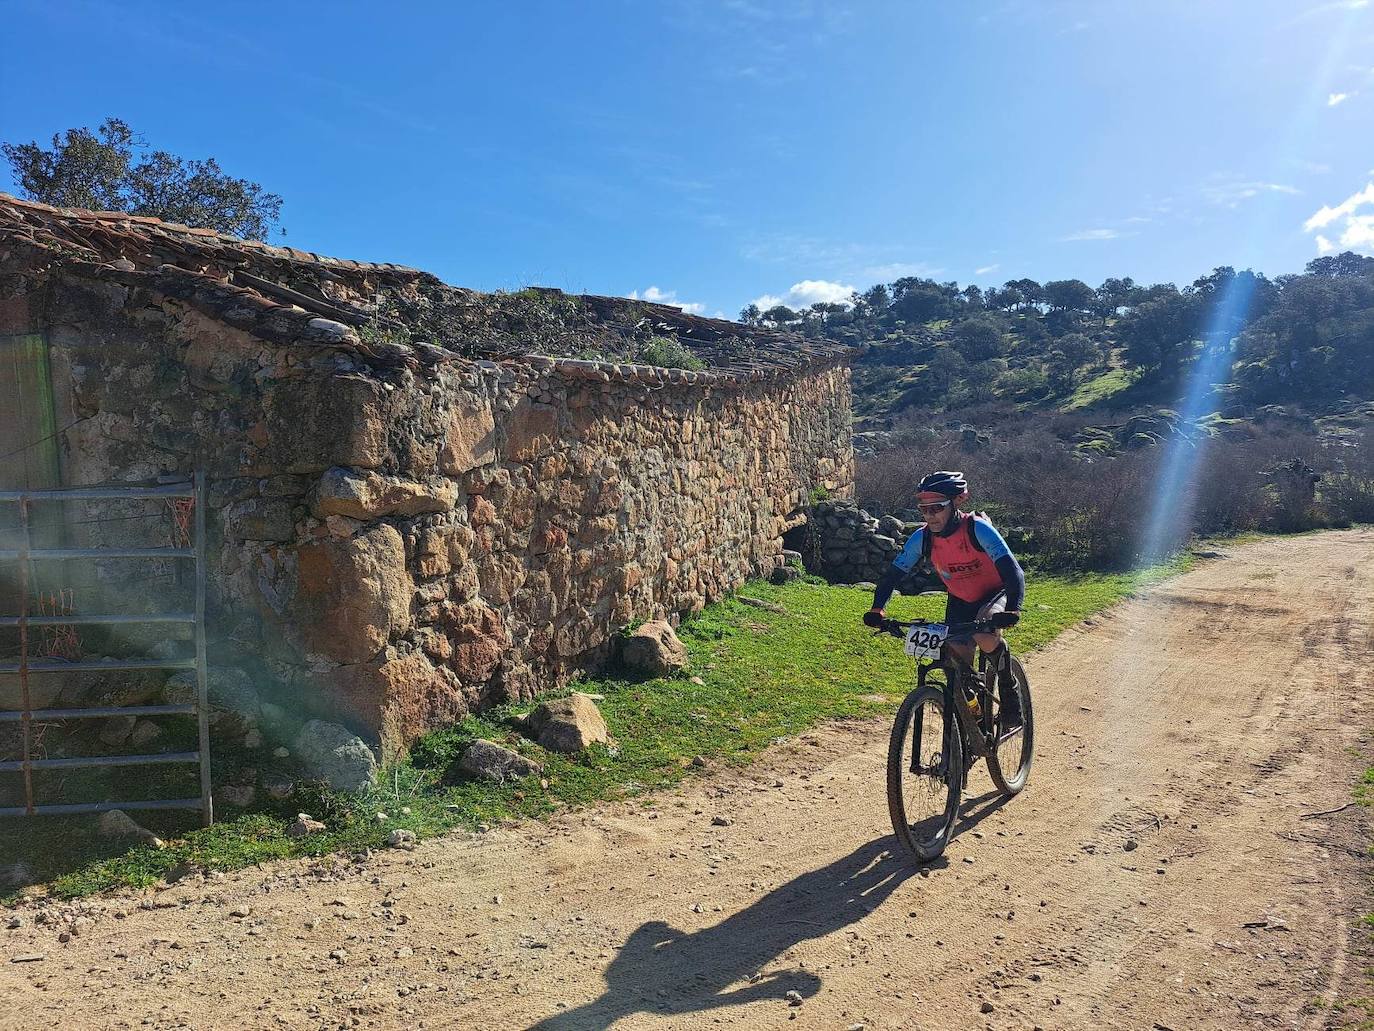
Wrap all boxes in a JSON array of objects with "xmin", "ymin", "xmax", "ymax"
[{"xmin": 904, "ymin": 622, "xmax": 948, "ymax": 660}]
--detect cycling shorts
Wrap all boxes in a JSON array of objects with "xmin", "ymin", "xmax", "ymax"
[{"xmin": 944, "ymin": 590, "xmax": 1007, "ymax": 643}]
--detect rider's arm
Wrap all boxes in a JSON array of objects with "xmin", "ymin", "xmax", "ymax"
[
  {"xmin": 972, "ymin": 519, "xmax": 1025, "ymax": 611},
  {"xmin": 871, "ymin": 527, "xmax": 925, "ymax": 612}
]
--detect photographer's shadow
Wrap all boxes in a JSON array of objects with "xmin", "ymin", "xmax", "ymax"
[{"xmin": 529, "ymin": 837, "xmax": 915, "ymax": 1030}]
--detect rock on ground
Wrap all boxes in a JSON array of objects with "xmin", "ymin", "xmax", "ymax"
[
  {"xmin": 457, "ymin": 740, "xmax": 544, "ymax": 783},
  {"xmin": 620, "ymin": 619, "xmax": 688, "ymax": 676},
  {"xmin": 527, "ymin": 694, "xmax": 609, "ymax": 753},
  {"xmin": 96, "ymin": 810, "xmax": 163, "ymax": 848},
  {"xmin": 285, "ymin": 813, "xmax": 326, "ymax": 838},
  {"xmin": 293, "ymin": 720, "xmax": 378, "ymax": 793}
]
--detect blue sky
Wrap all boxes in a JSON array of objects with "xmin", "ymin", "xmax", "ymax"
[{"xmin": 3, "ymin": 0, "xmax": 1372, "ymax": 319}]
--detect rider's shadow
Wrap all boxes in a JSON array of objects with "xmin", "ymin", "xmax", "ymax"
[{"xmin": 527, "ymin": 838, "xmax": 915, "ymax": 1030}]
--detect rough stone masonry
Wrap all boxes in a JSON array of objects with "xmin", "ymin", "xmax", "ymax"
[{"xmin": 0, "ymin": 195, "xmax": 853, "ymax": 758}]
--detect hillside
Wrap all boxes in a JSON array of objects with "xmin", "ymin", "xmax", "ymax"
[{"xmin": 741, "ymin": 252, "xmax": 1374, "ymax": 443}]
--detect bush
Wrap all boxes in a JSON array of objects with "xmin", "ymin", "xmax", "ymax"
[
  {"xmin": 635, "ymin": 335, "xmax": 705, "ymax": 370},
  {"xmin": 855, "ymin": 421, "xmax": 1366, "ymax": 572}
]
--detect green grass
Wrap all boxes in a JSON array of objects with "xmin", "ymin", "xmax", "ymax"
[
  {"xmin": 6, "ymin": 560, "xmax": 1190, "ymax": 903},
  {"xmin": 1061, "ymin": 365, "xmax": 1138, "ymax": 411}
]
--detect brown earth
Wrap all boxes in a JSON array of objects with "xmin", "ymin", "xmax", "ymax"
[{"xmin": 3, "ymin": 531, "xmax": 1372, "ymax": 1030}]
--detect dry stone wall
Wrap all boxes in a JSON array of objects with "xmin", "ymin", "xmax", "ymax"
[{"xmin": 1, "ymin": 268, "xmax": 852, "ymax": 757}]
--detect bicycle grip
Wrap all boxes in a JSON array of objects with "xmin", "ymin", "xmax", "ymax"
[{"xmin": 988, "ymin": 611, "xmax": 1020, "ymax": 629}]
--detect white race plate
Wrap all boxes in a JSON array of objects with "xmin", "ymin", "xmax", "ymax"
[{"xmin": 904, "ymin": 622, "xmax": 948, "ymax": 660}]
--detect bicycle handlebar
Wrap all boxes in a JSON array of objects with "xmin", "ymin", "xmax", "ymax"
[{"xmin": 876, "ymin": 612, "xmax": 1019, "ymax": 638}]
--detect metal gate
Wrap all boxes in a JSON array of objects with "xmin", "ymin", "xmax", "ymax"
[{"xmin": 0, "ymin": 473, "xmax": 213, "ymax": 825}]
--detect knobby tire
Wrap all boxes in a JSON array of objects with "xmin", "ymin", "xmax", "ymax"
[{"xmin": 887, "ymin": 685, "xmax": 962, "ymax": 862}]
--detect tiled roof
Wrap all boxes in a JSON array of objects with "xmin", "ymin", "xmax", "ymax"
[{"xmin": 0, "ymin": 194, "xmax": 850, "ymax": 381}]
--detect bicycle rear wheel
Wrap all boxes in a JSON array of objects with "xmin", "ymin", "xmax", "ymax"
[
  {"xmin": 986, "ymin": 655, "xmax": 1034, "ymax": 796},
  {"xmin": 887, "ymin": 684, "xmax": 962, "ymax": 862}
]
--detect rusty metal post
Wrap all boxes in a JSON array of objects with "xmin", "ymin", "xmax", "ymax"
[
  {"xmin": 194, "ymin": 471, "xmax": 213, "ymax": 827},
  {"xmin": 17, "ymin": 496, "xmax": 34, "ymax": 815}
]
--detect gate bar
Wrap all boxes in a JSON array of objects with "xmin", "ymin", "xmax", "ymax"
[
  {"xmin": 0, "ymin": 613, "xmax": 195, "ymax": 627},
  {"xmin": 0, "ymin": 547, "xmax": 195, "ymax": 560},
  {"xmin": 0, "ymin": 799, "xmax": 203, "ymax": 818},
  {"xmin": 0, "ymin": 484, "xmax": 194, "ymax": 501},
  {"xmin": 16, "ymin": 496, "xmax": 33, "ymax": 815},
  {"xmin": 194, "ymin": 470, "xmax": 213, "ymax": 827},
  {"xmin": 0, "ymin": 704, "xmax": 197, "ymax": 722},
  {"xmin": 0, "ymin": 752, "xmax": 200, "ymax": 772}
]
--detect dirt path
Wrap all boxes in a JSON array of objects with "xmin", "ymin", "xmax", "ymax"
[{"xmin": 4, "ymin": 531, "xmax": 1373, "ymax": 1031}]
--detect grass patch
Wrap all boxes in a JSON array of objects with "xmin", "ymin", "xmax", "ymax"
[
  {"xmin": 1061, "ymin": 365, "xmax": 1138, "ymax": 411},
  {"xmin": 7, "ymin": 560, "xmax": 1188, "ymax": 903}
]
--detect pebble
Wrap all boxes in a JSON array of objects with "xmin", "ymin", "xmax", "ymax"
[
  {"xmin": 6, "ymin": 916, "xmax": 23, "ymax": 930},
  {"xmin": 1124, "ymin": 839, "xmax": 1138, "ymax": 852},
  {"xmin": 785, "ymin": 990, "xmax": 803, "ymax": 1007},
  {"xmin": 9, "ymin": 953, "xmax": 44, "ymax": 963},
  {"xmin": 229, "ymin": 905, "xmax": 251, "ymax": 918},
  {"xmin": 980, "ymin": 1001, "xmax": 995, "ymax": 1013},
  {"xmin": 386, "ymin": 829, "xmax": 417, "ymax": 850},
  {"xmin": 711, "ymin": 815, "xmax": 732, "ymax": 827}
]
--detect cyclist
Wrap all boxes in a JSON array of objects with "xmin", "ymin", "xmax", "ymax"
[{"xmin": 863, "ymin": 471, "xmax": 1026, "ymax": 725}]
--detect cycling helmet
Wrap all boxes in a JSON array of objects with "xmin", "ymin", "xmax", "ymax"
[{"xmin": 917, "ymin": 470, "xmax": 968, "ymax": 502}]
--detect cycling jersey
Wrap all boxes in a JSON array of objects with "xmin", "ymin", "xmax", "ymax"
[{"xmin": 874, "ymin": 513, "xmax": 1025, "ymax": 613}]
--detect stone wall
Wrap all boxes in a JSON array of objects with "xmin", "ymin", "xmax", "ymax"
[{"xmin": 0, "ymin": 268, "xmax": 852, "ymax": 756}]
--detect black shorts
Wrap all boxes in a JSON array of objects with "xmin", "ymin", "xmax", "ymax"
[{"xmin": 944, "ymin": 591, "xmax": 1007, "ymax": 642}]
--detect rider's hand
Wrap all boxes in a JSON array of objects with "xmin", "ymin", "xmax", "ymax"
[
  {"xmin": 1001, "ymin": 610, "xmax": 1021, "ymax": 627},
  {"xmin": 862, "ymin": 608, "xmax": 885, "ymax": 629}
]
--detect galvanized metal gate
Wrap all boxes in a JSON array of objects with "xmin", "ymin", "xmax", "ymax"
[{"xmin": 0, "ymin": 473, "xmax": 213, "ymax": 825}]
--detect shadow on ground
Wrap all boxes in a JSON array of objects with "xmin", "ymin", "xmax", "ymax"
[{"xmin": 527, "ymin": 836, "xmax": 914, "ymax": 1030}]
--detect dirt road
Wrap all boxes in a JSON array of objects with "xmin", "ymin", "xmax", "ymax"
[{"xmin": 3, "ymin": 531, "xmax": 1372, "ymax": 1030}]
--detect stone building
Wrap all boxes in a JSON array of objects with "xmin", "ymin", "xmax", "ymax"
[{"xmin": 0, "ymin": 195, "xmax": 853, "ymax": 756}]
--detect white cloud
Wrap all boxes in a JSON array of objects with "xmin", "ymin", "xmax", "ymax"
[
  {"xmin": 1060, "ymin": 228, "xmax": 1122, "ymax": 241},
  {"xmin": 974, "ymin": 264, "xmax": 1001, "ymax": 276},
  {"xmin": 1303, "ymin": 182, "xmax": 1374, "ymax": 230},
  {"xmin": 1342, "ymin": 215, "xmax": 1374, "ymax": 249},
  {"xmin": 1329, "ymin": 91, "xmax": 1353, "ymax": 106},
  {"xmin": 750, "ymin": 279, "xmax": 857, "ymax": 312},
  {"xmin": 1201, "ymin": 179, "xmax": 1301, "ymax": 208},
  {"xmin": 787, "ymin": 279, "xmax": 857, "ymax": 306},
  {"xmin": 1303, "ymin": 182, "xmax": 1374, "ymax": 254},
  {"xmin": 627, "ymin": 285, "xmax": 706, "ymax": 315}
]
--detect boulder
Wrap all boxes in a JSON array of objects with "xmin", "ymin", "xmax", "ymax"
[
  {"xmin": 620, "ymin": 620, "xmax": 688, "ymax": 676},
  {"xmin": 528, "ymin": 694, "xmax": 610, "ymax": 753},
  {"xmin": 457, "ymin": 740, "xmax": 544, "ymax": 783},
  {"xmin": 293, "ymin": 524, "xmax": 414, "ymax": 663},
  {"xmin": 293, "ymin": 720, "xmax": 378, "ymax": 792}
]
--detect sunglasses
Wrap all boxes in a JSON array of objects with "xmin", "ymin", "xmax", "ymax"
[{"xmin": 917, "ymin": 500, "xmax": 952, "ymax": 516}]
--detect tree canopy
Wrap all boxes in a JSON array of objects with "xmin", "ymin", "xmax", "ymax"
[{"xmin": 3, "ymin": 118, "xmax": 283, "ymax": 240}]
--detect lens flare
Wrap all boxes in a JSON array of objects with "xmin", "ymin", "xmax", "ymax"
[{"xmin": 1137, "ymin": 274, "xmax": 1260, "ymax": 562}]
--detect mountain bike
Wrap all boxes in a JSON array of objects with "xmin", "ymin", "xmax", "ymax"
[{"xmin": 876, "ymin": 612, "xmax": 1034, "ymax": 862}]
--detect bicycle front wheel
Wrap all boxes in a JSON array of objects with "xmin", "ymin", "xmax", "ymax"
[
  {"xmin": 986, "ymin": 655, "xmax": 1034, "ymax": 796},
  {"xmin": 887, "ymin": 684, "xmax": 962, "ymax": 862}
]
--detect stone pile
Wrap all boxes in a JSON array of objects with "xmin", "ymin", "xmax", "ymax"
[{"xmin": 808, "ymin": 500, "xmax": 922, "ymax": 586}]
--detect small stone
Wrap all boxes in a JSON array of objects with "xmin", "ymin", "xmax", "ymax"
[
  {"xmin": 691, "ymin": 756, "xmax": 707, "ymax": 768},
  {"xmin": 711, "ymin": 815, "xmax": 732, "ymax": 827},
  {"xmin": 784, "ymin": 990, "xmax": 803, "ymax": 1007},
  {"xmin": 980, "ymin": 1001, "xmax": 995, "ymax": 1014},
  {"xmin": 285, "ymin": 813, "xmax": 326, "ymax": 838},
  {"xmin": 1123, "ymin": 839, "xmax": 1138, "ymax": 852},
  {"xmin": 229, "ymin": 905, "xmax": 251, "ymax": 918},
  {"xmin": 962, "ymin": 856, "xmax": 975, "ymax": 865},
  {"xmin": 386, "ymin": 829, "xmax": 417, "ymax": 850},
  {"xmin": 329, "ymin": 949, "xmax": 347, "ymax": 963},
  {"xmin": 375, "ymin": 812, "xmax": 390, "ymax": 823},
  {"xmin": 9, "ymin": 953, "xmax": 44, "ymax": 963},
  {"xmin": 6, "ymin": 916, "xmax": 23, "ymax": 930}
]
